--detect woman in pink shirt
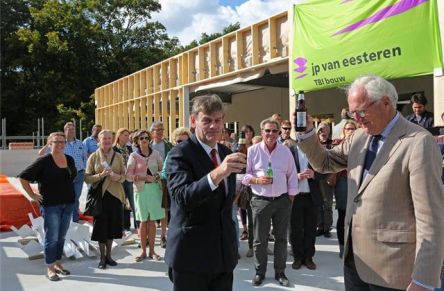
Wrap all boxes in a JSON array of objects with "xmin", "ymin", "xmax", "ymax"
[{"xmin": 126, "ymin": 130, "xmax": 164, "ymax": 261}]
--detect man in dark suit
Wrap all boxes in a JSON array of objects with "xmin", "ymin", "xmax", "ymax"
[
  {"xmin": 405, "ymin": 92, "xmax": 434, "ymax": 128},
  {"xmin": 287, "ymin": 142, "xmax": 323, "ymax": 270},
  {"xmin": 166, "ymin": 94, "xmax": 246, "ymax": 291}
]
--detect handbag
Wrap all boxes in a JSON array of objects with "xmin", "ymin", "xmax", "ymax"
[
  {"xmin": 84, "ymin": 152, "xmax": 116, "ymax": 217},
  {"xmin": 238, "ymin": 184, "xmax": 252, "ymax": 210}
]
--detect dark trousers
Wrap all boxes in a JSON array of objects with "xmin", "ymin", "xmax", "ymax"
[
  {"xmin": 251, "ymin": 194, "xmax": 291, "ymax": 276},
  {"xmin": 122, "ymin": 180, "xmax": 137, "ymax": 230},
  {"xmin": 289, "ymin": 192, "xmax": 318, "ymax": 260},
  {"xmin": 337, "ymin": 209, "xmax": 346, "ymax": 246},
  {"xmin": 246, "ymin": 202, "xmax": 254, "ymax": 249},
  {"xmin": 318, "ymin": 178, "xmax": 333, "ymax": 232},
  {"xmin": 168, "ymin": 268, "xmax": 233, "ymax": 291}
]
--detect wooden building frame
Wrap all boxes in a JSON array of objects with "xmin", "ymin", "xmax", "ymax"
[{"xmin": 94, "ymin": 11, "xmax": 290, "ymax": 138}]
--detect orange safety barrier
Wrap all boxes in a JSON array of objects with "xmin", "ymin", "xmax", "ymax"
[
  {"xmin": 0, "ymin": 175, "xmax": 40, "ymax": 231},
  {"xmin": 9, "ymin": 142, "xmax": 34, "ymax": 150}
]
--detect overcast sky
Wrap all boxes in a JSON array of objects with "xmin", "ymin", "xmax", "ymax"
[{"xmin": 153, "ymin": 0, "xmax": 301, "ymax": 45}]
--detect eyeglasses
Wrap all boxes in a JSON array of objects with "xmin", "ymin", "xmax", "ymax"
[
  {"xmin": 344, "ymin": 127, "xmax": 356, "ymax": 131},
  {"xmin": 139, "ymin": 136, "xmax": 150, "ymax": 140},
  {"xmin": 52, "ymin": 141, "xmax": 66, "ymax": 144},
  {"xmin": 152, "ymin": 128, "xmax": 164, "ymax": 131},
  {"xmin": 281, "ymin": 127, "xmax": 291, "ymax": 131},
  {"xmin": 347, "ymin": 100, "xmax": 378, "ymax": 119},
  {"xmin": 263, "ymin": 129, "xmax": 279, "ymax": 133}
]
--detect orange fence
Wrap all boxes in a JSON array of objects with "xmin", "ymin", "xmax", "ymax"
[{"xmin": 0, "ymin": 175, "xmax": 40, "ymax": 231}]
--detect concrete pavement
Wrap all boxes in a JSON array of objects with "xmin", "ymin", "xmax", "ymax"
[{"xmin": 0, "ymin": 227, "xmax": 345, "ymax": 291}]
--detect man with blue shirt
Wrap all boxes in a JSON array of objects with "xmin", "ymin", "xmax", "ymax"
[
  {"xmin": 297, "ymin": 75, "xmax": 443, "ymax": 291},
  {"xmin": 64, "ymin": 122, "xmax": 88, "ymax": 222},
  {"xmin": 83, "ymin": 124, "xmax": 102, "ymax": 156}
]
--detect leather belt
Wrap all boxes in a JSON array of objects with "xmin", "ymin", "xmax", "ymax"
[{"xmin": 252, "ymin": 193, "xmax": 288, "ymax": 201}]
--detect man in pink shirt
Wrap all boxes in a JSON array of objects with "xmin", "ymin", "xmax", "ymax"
[{"xmin": 242, "ymin": 117, "xmax": 299, "ymax": 287}]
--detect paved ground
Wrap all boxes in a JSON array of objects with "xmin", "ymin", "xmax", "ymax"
[
  {"xmin": 1, "ymin": 225, "xmax": 344, "ymax": 291},
  {"xmin": 1, "ymin": 154, "xmax": 346, "ymax": 291},
  {"xmin": 0, "ymin": 149, "xmax": 41, "ymax": 177}
]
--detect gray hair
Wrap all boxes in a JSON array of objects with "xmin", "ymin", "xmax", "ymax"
[
  {"xmin": 150, "ymin": 121, "xmax": 164, "ymax": 131},
  {"xmin": 347, "ymin": 75, "xmax": 398, "ymax": 109},
  {"xmin": 260, "ymin": 118, "xmax": 280, "ymax": 131},
  {"xmin": 191, "ymin": 94, "xmax": 224, "ymax": 116}
]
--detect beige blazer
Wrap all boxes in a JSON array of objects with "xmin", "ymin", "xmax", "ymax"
[
  {"xmin": 85, "ymin": 149, "xmax": 126, "ymax": 203},
  {"xmin": 298, "ymin": 115, "xmax": 444, "ymax": 289}
]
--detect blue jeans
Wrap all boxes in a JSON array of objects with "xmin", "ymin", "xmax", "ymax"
[
  {"xmin": 42, "ymin": 203, "xmax": 74, "ymax": 265},
  {"xmin": 72, "ymin": 171, "xmax": 84, "ymax": 222},
  {"xmin": 232, "ymin": 205, "xmax": 239, "ymax": 248}
]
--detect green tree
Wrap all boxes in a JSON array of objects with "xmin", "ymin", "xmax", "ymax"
[
  {"xmin": 178, "ymin": 22, "xmax": 240, "ymax": 52},
  {"xmin": 1, "ymin": 0, "xmax": 178, "ymax": 136}
]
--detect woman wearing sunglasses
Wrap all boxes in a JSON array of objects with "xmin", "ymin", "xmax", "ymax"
[
  {"xmin": 127, "ymin": 130, "xmax": 164, "ymax": 262},
  {"xmin": 19, "ymin": 132, "xmax": 77, "ymax": 281}
]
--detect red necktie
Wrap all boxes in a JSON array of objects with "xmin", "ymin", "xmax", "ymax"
[{"xmin": 210, "ymin": 149, "xmax": 225, "ymax": 192}]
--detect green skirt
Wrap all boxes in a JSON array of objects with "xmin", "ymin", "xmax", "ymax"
[{"xmin": 134, "ymin": 182, "xmax": 165, "ymax": 222}]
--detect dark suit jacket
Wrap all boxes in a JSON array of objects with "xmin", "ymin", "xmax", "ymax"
[
  {"xmin": 288, "ymin": 145, "xmax": 323, "ymax": 206},
  {"xmin": 165, "ymin": 134, "xmax": 238, "ymax": 273},
  {"xmin": 405, "ymin": 110, "xmax": 434, "ymax": 128}
]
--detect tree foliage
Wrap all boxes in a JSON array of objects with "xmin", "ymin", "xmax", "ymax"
[
  {"xmin": 1, "ymin": 0, "xmax": 178, "ymax": 136},
  {"xmin": 1, "ymin": 0, "xmax": 240, "ymax": 136},
  {"xmin": 180, "ymin": 22, "xmax": 240, "ymax": 52}
]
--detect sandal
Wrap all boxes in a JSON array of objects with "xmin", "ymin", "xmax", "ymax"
[
  {"xmin": 55, "ymin": 268, "xmax": 71, "ymax": 275},
  {"xmin": 46, "ymin": 273, "xmax": 60, "ymax": 281},
  {"xmin": 240, "ymin": 230, "xmax": 248, "ymax": 240},
  {"xmin": 135, "ymin": 254, "xmax": 147, "ymax": 262},
  {"xmin": 148, "ymin": 253, "xmax": 161, "ymax": 261}
]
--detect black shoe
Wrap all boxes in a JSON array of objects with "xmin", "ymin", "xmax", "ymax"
[
  {"xmin": 105, "ymin": 257, "xmax": 117, "ymax": 266},
  {"xmin": 161, "ymin": 237, "xmax": 167, "ymax": 249},
  {"xmin": 98, "ymin": 259, "xmax": 106, "ymax": 269},
  {"xmin": 275, "ymin": 272, "xmax": 289, "ymax": 287},
  {"xmin": 316, "ymin": 229, "xmax": 324, "ymax": 236},
  {"xmin": 252, "ymin": 274, "xmax": 265, "ymax": 286},
  {"xmin": 324, "ymin": 231, "xmax": 332, "ymax": 238}
]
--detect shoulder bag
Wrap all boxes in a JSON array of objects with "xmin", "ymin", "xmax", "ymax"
[{"xmin": 84, "ymin": 152, "xmax": 116, "ymax": 217}]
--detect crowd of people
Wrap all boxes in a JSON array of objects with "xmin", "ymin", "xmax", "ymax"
[{"xmin": 17, "ymin": 75, "xmax": 444, "ymax": 291}]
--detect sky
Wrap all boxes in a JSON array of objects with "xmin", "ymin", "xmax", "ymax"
[{"xmin": 153, "ymin": 0, "xmax": 300, "ymax": 45}]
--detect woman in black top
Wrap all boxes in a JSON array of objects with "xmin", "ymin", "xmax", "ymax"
[{"xmin": 18, "ymin": 132, "xmax": 77, "ymax": 281}]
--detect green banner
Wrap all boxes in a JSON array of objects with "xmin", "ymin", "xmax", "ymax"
[{"xmin": 291, "ymin": 0, "xmax": 443, "ymax": 92}]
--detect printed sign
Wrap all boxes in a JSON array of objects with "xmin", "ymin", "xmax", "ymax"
[{"xmin": 291, "ymin": 0, "xmax": 443, "ymax": 91}]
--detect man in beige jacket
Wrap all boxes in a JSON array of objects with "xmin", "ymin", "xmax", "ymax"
[{"xmin": 297, "ymin": 75, "xmax": 443, "ymax": 290}]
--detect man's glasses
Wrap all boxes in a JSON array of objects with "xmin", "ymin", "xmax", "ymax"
[
  {"xmin": 52, "ymin": 141, "xmax": 66, "ymax": 144},
  {"xmin": 263, "ymin": 129, "xmax": 279, "ymax": 133},
  {"xmin": 139, "ymin": 136, "xmax": 150, "ymax": 140},
  {"xmin": 347, "ymin": 100, "xmax": 378, "ymax": 119},
  {"xmin": 152, "ymin": 128, "xmax": 164, "ymax": 132},
  {"xmin": 281, "ymin": 127, "xmax": 291, "ymax": 131}
]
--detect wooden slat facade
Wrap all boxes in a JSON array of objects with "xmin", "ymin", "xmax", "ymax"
[{"xmin": 95, "ymin": 11, "xmax": 289, "ymax": 138}]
